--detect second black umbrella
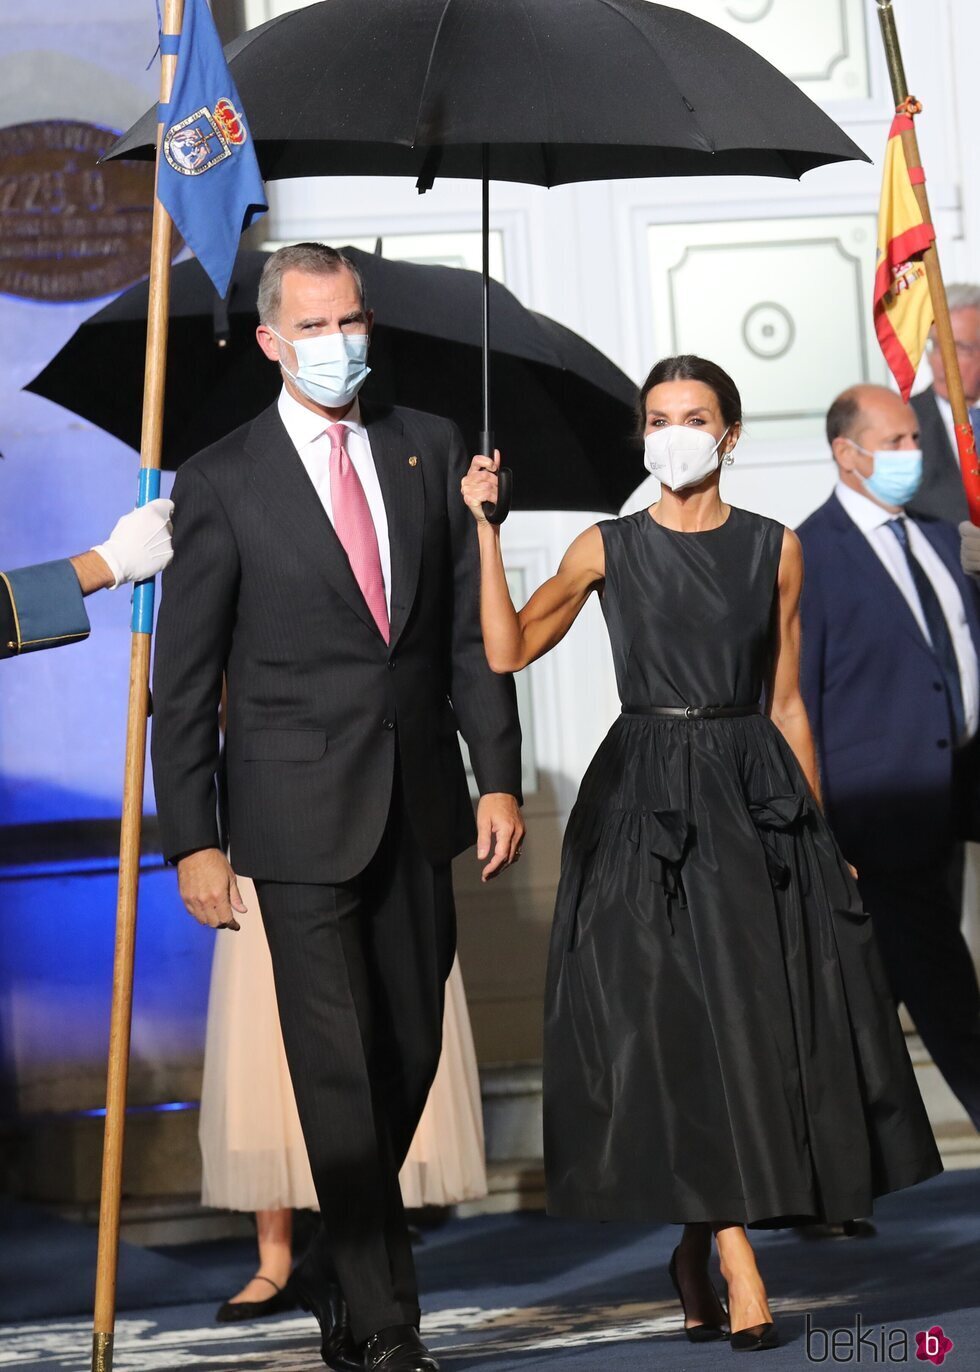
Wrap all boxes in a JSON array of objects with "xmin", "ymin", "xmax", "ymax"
[{"xmin": 28, "ymin": 247, "xmax": 644, "ymax": 515}]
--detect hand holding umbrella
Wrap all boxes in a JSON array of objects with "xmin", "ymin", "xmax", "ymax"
[{"xmin": 461, "ymin": 450, "xmax": 505, "ymax": 525}]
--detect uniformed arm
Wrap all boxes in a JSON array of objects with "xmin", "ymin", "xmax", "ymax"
[
  {"xmin": 444, "ymin": 426, "xmax": 527, "ymax": 878},
  {"xmin": 461, "ymin": 453, "xmax": 605, "ymax": 673},
  {"xmin": 150, "ymin": 464, "xmax": 245, "ymax": 927},
  {"xmin": 1, "ymin": 500, "xmax": 174, "ymax": 660},
  {"xmin": 767, "ymin": 528, "xmax": 823, "ymax": 807},
  {"xmin": 0, "ymin": 559, "xmax": 93, "ymax": 660}
]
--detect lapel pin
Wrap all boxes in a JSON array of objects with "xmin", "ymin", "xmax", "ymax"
[{"xmin": 408, "ymin": 455, "xmax": 418, "ymax": 467}]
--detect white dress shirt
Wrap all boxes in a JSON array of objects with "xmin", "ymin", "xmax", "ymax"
[
  {"xmin": 834, "ymin": 481, "xmax": 979, "ymax": 740},
  {"xmin": 277, "ymin": 386, "xmax": 392, "ymax": 616}
]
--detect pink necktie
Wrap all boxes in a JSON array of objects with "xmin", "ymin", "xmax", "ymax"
[{"xmin": 327, "ymin": 423, "xmax": 390, "ymax": 642}]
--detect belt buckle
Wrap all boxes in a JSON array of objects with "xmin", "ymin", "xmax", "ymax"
[{"xmin": 685, "ymin": 705, "xmax": 698, "ymax": 719}]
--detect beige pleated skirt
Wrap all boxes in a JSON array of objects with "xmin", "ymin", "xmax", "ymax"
[{"xmin": 199, "ymin": 876, "xmax": 487, "ymax": 1212}]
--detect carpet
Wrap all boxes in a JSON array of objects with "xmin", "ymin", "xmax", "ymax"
[{"xmin": 1, "ymin": 1168, "xmax": 977, "ymax": 1369}]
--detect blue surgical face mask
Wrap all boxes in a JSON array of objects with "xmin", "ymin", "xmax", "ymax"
[
  {"xmin": 271, "ymin": 327, "xmax": 371, "ymax": 408},
  {"xmin": 848, "ymin": 441, "xmax": 923, "ymax": 508}
]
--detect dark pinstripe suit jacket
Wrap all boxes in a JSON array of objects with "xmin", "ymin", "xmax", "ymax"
[{"xmin": 151, "ymin": 400, "xmax": 522, "ymax": 883}]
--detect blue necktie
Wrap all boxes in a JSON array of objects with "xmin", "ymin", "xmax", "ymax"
[{"xmin": 887, "ymin": 517, "xmax": 966, "ymax": 741}]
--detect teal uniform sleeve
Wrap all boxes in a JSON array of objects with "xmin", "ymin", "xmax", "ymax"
[{"xmin": 0, "ymin": 559, "xmax": 92, "ymax": 660}]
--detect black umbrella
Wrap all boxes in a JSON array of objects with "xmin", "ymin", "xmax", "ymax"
[
  {"xmin": 27, "ymin": 247, "xmax": 644, "ymax": 514},
  {"xmin": 108, "ymin": 0, "xmax": 868, "ymax": 518}
]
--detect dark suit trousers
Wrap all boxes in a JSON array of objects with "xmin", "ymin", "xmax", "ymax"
[
  {"xmin": 858, "ymin": 857, "xmax": 980, "ymax": 1131},
  {"xmin": 255, "ymin": 779, "xmax": 456, "ymax": 1343}
]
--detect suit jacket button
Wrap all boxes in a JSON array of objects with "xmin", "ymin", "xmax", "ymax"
[
  {"xmin": 934, "ymin": 682, "xmax": 943, "ymax": 692},
  {"xmin": 937, "ymin": 738, "xmax": 949, "ymax": 749},
  {"xmin": 387, "ymin": 658, "xmax": 396, "ymax": 670},
  {"xmin": 383, "ymin": 718, "xmax": 395, "ymax": 730}
]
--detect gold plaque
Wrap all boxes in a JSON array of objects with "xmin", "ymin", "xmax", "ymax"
[{"xmin": 0, "ymin": 120, "xmax": 180, "ymax": 303}]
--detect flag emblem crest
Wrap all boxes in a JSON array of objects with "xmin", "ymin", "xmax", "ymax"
[
  {"xmin": 885, "ymin": 259, "xmax": 926, "ymax": 299},
  {"xmin": 873, "ymin": 113, "xmax": 935, "ymax": 400},
  {"xmin": 164, "ymin": 98, "xmax": 248, "ymax": 177},
  {"xmin": 153, "ymin": 0, "xmax": 266, "ymax": 295}
]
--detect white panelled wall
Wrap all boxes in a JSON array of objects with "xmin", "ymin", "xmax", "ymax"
[{"xmin": 244, "ymin": 0, "xmax": 980, "ymax": 1065}]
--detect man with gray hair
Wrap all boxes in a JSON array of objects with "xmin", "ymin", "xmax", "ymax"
[
  {"xmin": 151, "ymin": 242, "xmax": 525, "ymax": 1372},
  {"xmin": 909, "ymin": 281, "xmax": 980, "ymax": 529}
]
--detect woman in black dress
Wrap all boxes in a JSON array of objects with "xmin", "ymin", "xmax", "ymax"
[{"xmin": 461, "ymin": 355, "xmax": 942, "ymax": 1352}]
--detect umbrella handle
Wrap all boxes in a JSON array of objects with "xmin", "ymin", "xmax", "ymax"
[{"xmin": 483, "ymin": 466, "xmax": 512, "ymax": 525}]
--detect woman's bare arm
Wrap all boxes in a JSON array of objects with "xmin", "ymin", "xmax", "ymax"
[
  {"xmin": 461, "ymin": 455, "xmax": 605, "ymax": 672},
  {"xmin": 767, "ymin": 528, "xmax": 823, "ymax": 806}
]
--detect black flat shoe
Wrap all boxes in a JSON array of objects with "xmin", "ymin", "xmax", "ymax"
[
  {"xmin": 360, "ymin": 1324, "xmax": 439, "ymax": 1371},
  {"xmin": 215, "ymin": 1274, "xmax": 296, "ymax": 1323},
  {"xmin": 731, "ymin": 1321, "xmax": 780, "ymax": 1352},
  {"xmin": 668, "ymin": 1246, "xmax": 730, "ymax": 1343}
]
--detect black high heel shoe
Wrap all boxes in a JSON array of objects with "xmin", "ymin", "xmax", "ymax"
[
  {"xmin": 668, "ymin": 1246, "xmax": 730, "ymax": 1343},
  {"xmin": 730, "ymin": 1322, "xmax": 780, "ymax": 1352}
]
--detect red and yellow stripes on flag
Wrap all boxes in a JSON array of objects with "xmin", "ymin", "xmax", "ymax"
[{"xmin": 873, "ymin": 113, "xmax": 935, "ymax": 402}]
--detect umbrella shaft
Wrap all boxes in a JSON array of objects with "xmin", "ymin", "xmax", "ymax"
[{"xmin": 482, "ymin": 146, "xmax": 491, "ymax": 445}]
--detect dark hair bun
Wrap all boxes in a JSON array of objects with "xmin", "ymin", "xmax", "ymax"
[{"xmin": 638, "ymin": 355, "xmax": 742, "ymax": 433}]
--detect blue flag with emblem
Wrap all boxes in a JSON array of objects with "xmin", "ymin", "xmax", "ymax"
[{"xmin": 156, "ymin": 0, "xmax": 267, "ymax": 298}]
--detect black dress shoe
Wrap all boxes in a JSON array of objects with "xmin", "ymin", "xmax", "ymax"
[
  {"xmin": 730, "ymin": 1321, "xmax": 780, "ymax": 1352},
  {"xmin": 361, "ymin": 1325, "xmax": 439, "ymax": 1371},
  {"xmin": 291, "ymin": 1246, "xmax": 355, "ymax": 1368},
  {"xmin": 215, "ymin": 1274, "xmax": 297, "ymax": 1323}
]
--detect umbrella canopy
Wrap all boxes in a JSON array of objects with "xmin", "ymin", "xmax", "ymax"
[
  {"xmin": 27, "ymin": 247, "xmax": 644, "ymax": 514},
  {"xmin": 107, "ymin": 0, "xmax": 868, "ymax": 519},
  {"xmin": 109, "ymin": 0, "xmax": 866, "ymax": 183}
]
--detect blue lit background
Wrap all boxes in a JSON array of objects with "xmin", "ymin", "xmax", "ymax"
[{"xmin": 0, "ymin": 4, "xmax": 214, "ymax": 1120}]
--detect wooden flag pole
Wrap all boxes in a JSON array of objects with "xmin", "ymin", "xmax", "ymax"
[
  {"xmin": 875, "ymin": 0, "xmax": 980, "ymax": 523},
  {"xmin": 91, "ymin": 3, "xmax": 184, "ymax": 1368}
]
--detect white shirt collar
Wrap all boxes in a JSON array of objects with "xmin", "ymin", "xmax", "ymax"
[
  {"xmin": 834, "ymin": 479, "xmax": 902, "ymax": 532},
  {"xmin": 277, "ymin": 385, "xmax": 366, "ymax": 453}
]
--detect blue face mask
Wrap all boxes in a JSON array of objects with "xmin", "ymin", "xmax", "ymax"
[
  {"xmin": 848, "ymin": 442, "xmax": 923, "ymax": 508},
  {"xmin": 272, "ymin": 327, "xmax": 371, "ymax": 408}
]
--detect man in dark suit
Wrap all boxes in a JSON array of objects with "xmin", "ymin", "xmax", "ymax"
[
  {"xmin": 908, "ymin": 281, "xmax": 980, "ymax": 527},
  {"xmin": 798, "ymin": 383, "xmax": 980, "ymax": 1135},
  {"xmin": 1, "ymin": 500, "xmax": 173, "ymax": 659},
  {"xmin": 151, "ymin": 244, "xmax": 524, "ymax": 1372}
]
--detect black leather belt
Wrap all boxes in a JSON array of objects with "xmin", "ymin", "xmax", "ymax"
[{"xmin": 621, "ymin": 704, "xmax": 762, "ymax": 720}]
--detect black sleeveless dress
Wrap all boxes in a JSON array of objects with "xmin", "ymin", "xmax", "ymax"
[{"xmin": 543, "ymin": 506, "xmax": 942, "ymax": 1227}]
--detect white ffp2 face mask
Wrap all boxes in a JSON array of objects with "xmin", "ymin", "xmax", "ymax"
[{"xmin": 643, "ymin": 424, "xmax": 730, "ymax": 491}]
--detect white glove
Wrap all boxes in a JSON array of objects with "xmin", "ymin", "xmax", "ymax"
[
  {"xmin": 92, "ymin": 498, "xmax": 174, "ymax": 589},
  {"xmin": 959, "ymin": 520, "xmax": 980, "ymax": 577}
]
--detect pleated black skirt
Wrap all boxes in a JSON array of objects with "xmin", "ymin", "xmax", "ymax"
[{"xmin": 543, "ymin": 712, "xmax": 943, "ymax": 1227}]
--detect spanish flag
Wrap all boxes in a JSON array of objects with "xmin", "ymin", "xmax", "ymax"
[{"xmin": 873, "ymin": 114, "xmax": 935, "ymax": 401}]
